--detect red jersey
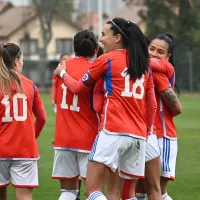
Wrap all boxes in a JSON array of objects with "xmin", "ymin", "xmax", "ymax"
[
  {"xmin": 87, "ymin": 49, "xmax": 154, "ymax": 139},
  {"xmin": 54, "ymin": 56, "xmax": 98, "ymax": 152},
  {"xmin": 153, "ymin": 59, "xmax": 177, "ymax": 139},
  {"xmin": 0, "ymin": 74, "xmax": 43, "ymax": 159},
  {"xmin": 51, "ymin": 74, "xmax": 56, "ymax": 102}
]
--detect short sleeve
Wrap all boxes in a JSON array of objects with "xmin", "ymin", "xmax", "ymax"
[
  {"xmin": 153, "ymin": 72, "xmax": 171, "ymax": 93},
  {"xmin": 89, "ymin": 56, "xmax": 108, "ymax": 81}
]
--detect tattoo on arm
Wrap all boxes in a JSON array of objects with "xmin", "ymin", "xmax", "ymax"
[{"xmin": 161, "ymin": 88, "xmax": 179, "ymax": 107}]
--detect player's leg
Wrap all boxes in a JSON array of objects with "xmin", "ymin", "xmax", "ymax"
[
  {"xmin": 106, "ymin": 170, "xmax": 121, "ymax": 200},
  {"xmin": 11, "ymin": 160, "xmax": 39, "ymax": 200},
  {"xmin": 85, "ymin": 131, "xmax": 122, "ymax": 200},
  {"xmin": 143, "ymin": 157, "xmax": 162, "ymax": 200},
  {"xmin": 158, "ymin": 137, "xmax": 178, "ymax": 200},
  {"xmin": 0, "ymin": 187, "xmax": 8, "ymax": 200},
  {"xmin": 137, "ymin": 133, "xmax": 162, "ymax": 200},
  {"xmin": 119, "ymin": 137, "xmax": 146, "ymax": 199},
  {"xmin": 14, "ymin": 188, "xmax": 33, "ymax": 200},
  {"xmin": 85, "ymin": 161, "xmax": 107, "ymax": 200},
  {"xmin": 52, "ymin": 150, "xmax": 79, "ymax": 200},
  {"xmin": 0, "ymin": 161, "xmax": 10, "ymax": 200},
  {"xmin": 76, "ymin": 178, "xmax": 82, "ymax": 200},
  {"xmin": 77, "ymin": 152, "xmax": 91, "ymax": 199},
  {"xmin": 59, "ymin": 179, "xmax": 79, "ymax": 200}
]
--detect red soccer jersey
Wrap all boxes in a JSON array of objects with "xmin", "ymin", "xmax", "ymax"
[
  {"xmin": 51, "ymin": 74, "xmax": 56, "ymax": 103},
  {"xmin": 0, "ymin": 74, "xmax": 43, "ymax": 159},
  {"xmin": 87, "ymin": 49, "xmax": 154, "ymax": 139},
  {"xmin": 153, "ymin": 59, "xmax": 177, "ymax": 139},
  {"xmin": 54, "ymin": 56, "xmax": 98, "ymax": 152}
]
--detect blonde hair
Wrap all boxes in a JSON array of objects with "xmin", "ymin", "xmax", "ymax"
[{"xmin": 0, "ymin": 43, "xmax": 23, "ymax": 96}]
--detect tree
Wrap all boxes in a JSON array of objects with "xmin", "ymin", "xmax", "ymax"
[
  {"xmin": 123, "ymin": 0, "xmax": 200, "ymax": 49},
  {"xmin": 32, "ymin": 0, "xmax": 74, "ymax": 59}
]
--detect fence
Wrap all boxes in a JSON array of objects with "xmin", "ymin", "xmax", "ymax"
[
  {"xmin": 22, "ymin": 59, "xmax": 58, "ymax": 91},
  {"xmin": 174, "ymin": 47, "xmax": 200, "ymax": 92}
]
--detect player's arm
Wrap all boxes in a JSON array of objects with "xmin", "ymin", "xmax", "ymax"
[
  {"xmin": 32, "ymin": 84, "xmax": 47, "ymax": 139},
  {"xmin": 145, "ymin": 72, "xmax": 157, "ymax": 132},
  {"xmin": 154, "ymin": 72, "xmax": 182, "ymax": 117},
  {"xmin": 160, "ymin": 88, "xmax": 182, "ymax": 117},
  {"xmin": 149, "ymin": 58, "xmax": 167, "ymax": 74},
  {"xmin": 54, "ymin": 56, "xmax": 107, "ymax": 95},
  {"xmin": 93, "ymin": 79, "xmax": 104, "ymax": 115},
  {"xmin": 51, "ymin": 74, "xmax": 56, "ymax": 104}
]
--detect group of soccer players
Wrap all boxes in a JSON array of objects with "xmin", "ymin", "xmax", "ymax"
[{"xmin": 0, "ymin": 17, "xmax": 182, "ymax": 200}]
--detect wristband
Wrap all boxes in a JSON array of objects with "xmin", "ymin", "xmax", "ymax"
[{"xmin": 60, "ymin": 69, "xmax": 66, "ymax": 78}]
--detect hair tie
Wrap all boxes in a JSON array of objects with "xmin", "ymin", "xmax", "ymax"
[
  {"xmin": 126, "ymin": 20, "xmax": 131, "ymax": 28},
  {"xmin": 3, "ymin": 43, "xmax": 7, "ymax": 48}
]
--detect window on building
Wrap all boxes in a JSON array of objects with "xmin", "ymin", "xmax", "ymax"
[
  {"xmin": 56, "ymin": 39, "xmax": 73, "ymax": 54},
  {"xmin": 20, "ymin": 39, "xmax": 39, "ymax": 56}
]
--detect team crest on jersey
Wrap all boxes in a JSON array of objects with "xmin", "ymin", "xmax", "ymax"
[{"xmin": 82, "ymin": 72, "xmax": 90, "ymax": 82}]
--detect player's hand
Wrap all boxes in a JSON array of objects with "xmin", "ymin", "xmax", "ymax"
[{"xmin": 54, "ymin": 63, "xmax": 65, "ymax": 77}]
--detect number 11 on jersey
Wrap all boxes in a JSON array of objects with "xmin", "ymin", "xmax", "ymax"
[{"xmin": 60, "ymin": 83, "xmax": 80, "ymax": 112}]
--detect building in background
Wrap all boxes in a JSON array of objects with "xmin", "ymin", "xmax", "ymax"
[
  {"xmin": 75, "ymin": 0, "xmax": 146, "ymax": 36},
  {"xmin": 74, "ymin": 0, "xmax": 125, "ymax": 16},
  {"xmin": 0, "ymin": 2, "xmax": 81, "ymax": 61}
]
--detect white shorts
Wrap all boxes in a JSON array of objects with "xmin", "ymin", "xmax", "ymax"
[
  {"xmin": 145, "ymin": 133, "xmax": 160, "ymax": 162},
  {"xmin": 158, "ymin": 137, "xmax": 178, "ymax": 180},
  {"xmin": 52, "ymin": 150, "xmax": 89, "ymax": 180},
  {"xmin": 0, "ymin": 160, "xmax": 38, "ymax": 188},
  {"xmin": 89, "ymin": 130, "xmax": 146, "ymax": 179}
]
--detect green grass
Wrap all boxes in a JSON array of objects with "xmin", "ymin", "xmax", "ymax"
[{"xmin": 8, "ymin": 93, "xmax": 200, "ymax": 199}]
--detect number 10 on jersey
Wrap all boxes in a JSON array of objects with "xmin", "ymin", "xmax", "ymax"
[{"xmin": 60, "ymin": 83, "xmax": 80, "ymax": 112}]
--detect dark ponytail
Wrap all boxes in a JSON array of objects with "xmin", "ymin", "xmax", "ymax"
[
  {"xmin": 107, "ymin": 18, "xmax": 149, "ymax": 80},
  {"xmin": 74, "ymin": 30, "xmax": 98, "ymax": 57}
]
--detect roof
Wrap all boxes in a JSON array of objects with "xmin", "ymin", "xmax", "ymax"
[
  {"xmin": 77, "ymin": 12, "xmax": 99, "ymax": 34},
  {"xmin": 0, "ymin": 2, "xmax": 12, "ymax": 14},
  {"xmin": 0, "ymin": 4, "xmax": 81, "ymax": 39},
  {"xmin": 0, "ymin": 6, "xmax": 36, "ymax": 38}
]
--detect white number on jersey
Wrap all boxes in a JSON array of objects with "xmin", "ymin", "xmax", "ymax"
[
  {"xmin": 1, "ymin": 93, "xmax": 28, "ymax": 122},
  {"xmin": 60, "ymin": 83, "xmax": 80, "ymax": 112},
  {"xmin": 121, "ymin": 68, "xmax": 145, "ymax": 99}
]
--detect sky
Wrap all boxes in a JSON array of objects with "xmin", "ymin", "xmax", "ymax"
[{"xmin": 0, "ymin": 0, "xmax": 31, "ymax": 6}]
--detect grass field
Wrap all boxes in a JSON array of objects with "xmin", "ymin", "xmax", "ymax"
[{"xmin": 8, "ymin": 93, "xmax": 200, "ymax": 199}]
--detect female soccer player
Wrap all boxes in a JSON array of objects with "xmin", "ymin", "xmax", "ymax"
[
  {"xmin": 149, "ymin": 33, "xmax": 182, "ymax": 200},
  {"xmin": 52, "ymin": 30, "xmax": 99, "ymax": 200},
  {"xmin": 0, "ymin": 42, "xmax": 46, "ymax": 200},
  {"xmin": 136, "ymin": 33, "xmax": 182, "ymax": 200},
  {"xmin": 54, "ymin": 18, "xmax": 157, "ymax": 200}
]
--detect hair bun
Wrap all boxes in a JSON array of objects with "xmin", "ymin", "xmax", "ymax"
[
  {"xmin": 164, "ymin": 32, "xmax": 173, "ymax": 40},
  {"xmin": 84, "ymin": 34, "xmax": 89, "ymax": 39}
]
